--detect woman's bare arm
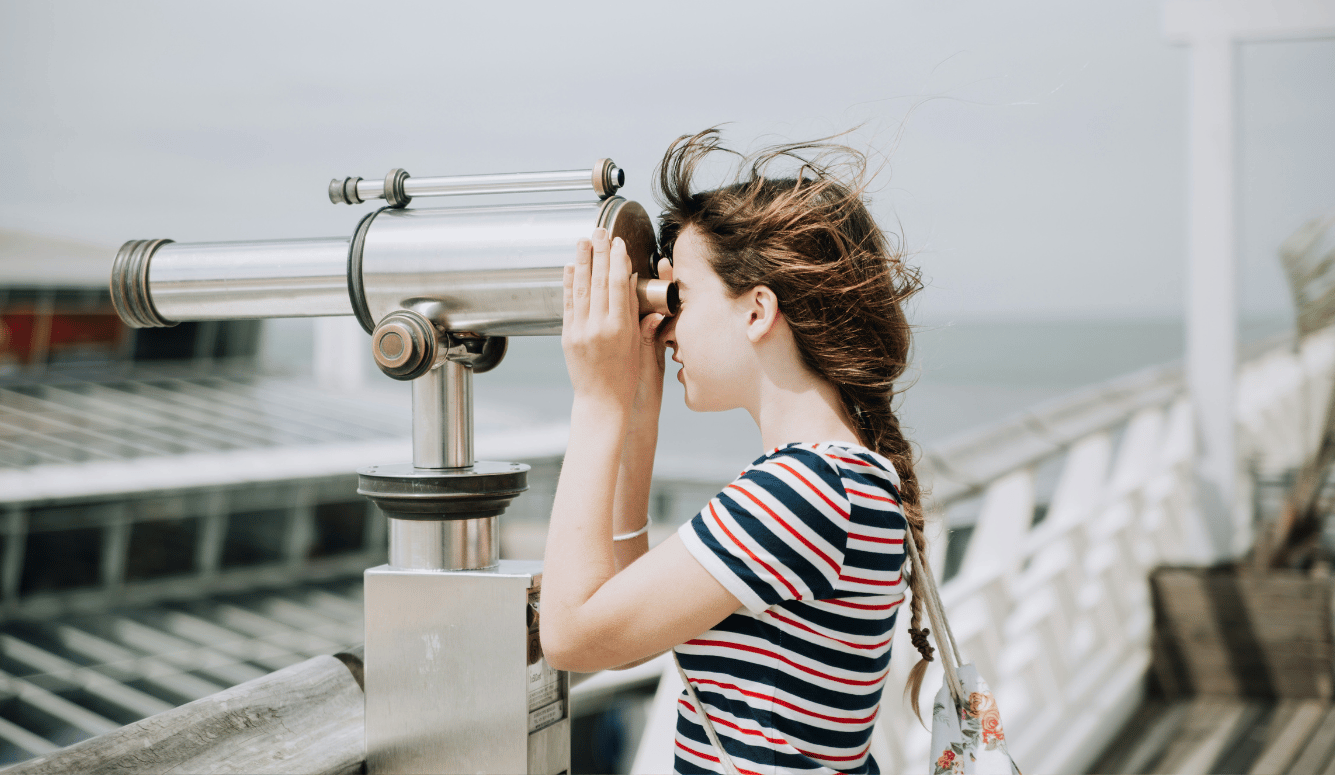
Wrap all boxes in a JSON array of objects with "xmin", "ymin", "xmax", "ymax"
[
  {"xmin": 610, "ymin": 291, "xmax": 672, "ymax": 572},
  {"xmin": 541, "ymin": 232, "xmax": 738, "ymax": 673}
]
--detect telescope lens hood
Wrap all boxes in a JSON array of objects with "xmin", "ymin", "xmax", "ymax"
[{"xmin": 111, "ymin": 239, "xmax": 176, "ymax": 328}]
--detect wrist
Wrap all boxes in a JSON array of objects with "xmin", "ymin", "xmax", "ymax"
[{"xmin": 570, "ymin": 397, "xmax": 631, "ymax": 437}]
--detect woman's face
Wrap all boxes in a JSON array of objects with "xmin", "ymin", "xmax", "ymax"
[{"xmin": 662, "ymin": 225, "xmax": 756, "ymax": 413}]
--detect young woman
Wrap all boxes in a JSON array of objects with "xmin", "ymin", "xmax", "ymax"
[{"xmin": 540, "ymin": 129, "xmax": 932, "ymax": 774}]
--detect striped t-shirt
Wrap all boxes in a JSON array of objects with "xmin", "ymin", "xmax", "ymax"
[{"xmin": 674, "ymin": 442, "xmax": 907, "ymax": 775}]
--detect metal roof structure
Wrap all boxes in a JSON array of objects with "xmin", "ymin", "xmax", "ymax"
[
  {"xmin": 0, "ymin": 366, "xmax": 588, "ymax": 768},
  {"xmin": 0, "ymin": 368, "xmax": 405, "ymax": 764},
  {"xmin": 0, "ymin": 577, "xmax": 365, "ymax": 764},
  {"xmin": 0, "ymin": 368, "xmax": 413, "ymax": 499}
]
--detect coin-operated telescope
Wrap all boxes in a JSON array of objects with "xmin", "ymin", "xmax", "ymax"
[{"xmin": 110, "ymin": 160, "xmax": 676, "ymax": 775}]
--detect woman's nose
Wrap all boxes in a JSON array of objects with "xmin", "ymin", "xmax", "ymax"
[{"xmin": 660, "ymin": 314, "xmax": 678, "ymax": 348}]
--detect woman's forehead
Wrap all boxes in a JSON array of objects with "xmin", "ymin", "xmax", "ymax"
[{"xmin": 672, "ymin": 225, "xmax": 709, "ymax": 275}]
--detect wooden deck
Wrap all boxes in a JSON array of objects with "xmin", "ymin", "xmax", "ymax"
[{"xmin": 1090, "ymin": 698, "xmax": 1335, "ymax": 774}]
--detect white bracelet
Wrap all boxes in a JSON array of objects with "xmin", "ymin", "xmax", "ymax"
[{"xmin": 612, "ymin": 522, "xmax": 650, "ymax": 541}]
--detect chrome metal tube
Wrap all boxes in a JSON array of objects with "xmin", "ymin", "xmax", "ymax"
[
  {"xmin": 412, "ymin": 361, "xmax": 473, "ymax": 469},
  {"xmin": 146, "ymin": 237, "xmax": 353, "ymax": 322},
  {"xmin": 359, "ymin": 198, "xmax": 655, "ymax": 336},
  {"xmin": 405, "ymin": 169, "xmax": 603, "ymax": 197},
  {"xmin": 387, "ymin": 516, "xmax": 498, "ymax": 570},
  {"xmin": 342, "ymin": 161, "xmax": 623, "ymax": 204}
]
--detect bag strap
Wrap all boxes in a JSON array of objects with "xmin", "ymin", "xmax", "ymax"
[
  {"xmin": 904, "ymin": 529, "xmax": 967, "ymax": 709},
  {"xmin": 674, "ymin": 652, "xmax": 741, "ymax": 775}
]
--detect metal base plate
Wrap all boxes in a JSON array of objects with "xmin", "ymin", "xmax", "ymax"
[{"xmin": 358, "ymin": 460, "xmax": 528, "ymax": 520}]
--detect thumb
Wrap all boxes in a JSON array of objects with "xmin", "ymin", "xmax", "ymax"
[{"xmin": 639, "ymin": 313, "xmax": 665, "ymax": 342}]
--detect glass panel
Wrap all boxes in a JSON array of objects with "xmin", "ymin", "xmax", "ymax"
[
  {"xmin": 20, "ymin": 527, "xmax": 102, "ymax": 594},
  {"xmin": 309, "ymin": 501, "xmax": 367, "ymax": 558},
  {"xmin": 126, "ymin": 518, "xmax": 198, "ymax": 581},
  {"xmin": 220, "ymin": 508, "xmax": 288, "ymax": 567}
]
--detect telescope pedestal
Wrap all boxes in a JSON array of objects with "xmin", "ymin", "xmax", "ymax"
[
  {"xmin": 359, "ymin": 361, "xmax": 568, "ymax": 774},
  {"xmin": 364, "ymin": 562, "xmax": 569, "ymax": 775}
]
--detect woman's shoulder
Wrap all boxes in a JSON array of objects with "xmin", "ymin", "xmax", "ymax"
[
  {"xmin": 755, "ymin": 442, "xmax": 901, "ymax": 485},
  {"xmin": 738, "ymin": 441, "xmax": 903, "ymax": 508}
]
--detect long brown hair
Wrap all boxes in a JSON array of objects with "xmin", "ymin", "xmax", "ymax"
[{"xmin": 655, "ymin": 128, "xmax": 936, "ymax": 719}]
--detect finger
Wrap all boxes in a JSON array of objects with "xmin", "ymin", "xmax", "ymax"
[
  {"xmin": 590, "ymin": 227, "xmax": 610, "ymax": 316},
  {"xmin": 573, "ymin": 238, "xmax": 593, "ymax": 320},
  {"xmin": 609, "ymin": 238, "xmax": 631, "ymax": 318},
  {"xmin": 657, "ymin": 257, "xmax": 673, "ymax": 283},
  {"xmin": 562, "ymin": 263, "xmax": 575, "ymax": 331},
  {"xmin": 639, "ymin": 312, "xmax": 664, "ymax": 344},
  {"xmin": 613, "ymin": 269, "xmax": 635, "ymax": 320},
  {"xmin": 612, "ymin": 237, "xmax": 633, "ymax": 316}
]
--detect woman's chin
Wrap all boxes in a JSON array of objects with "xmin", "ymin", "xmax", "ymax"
[{"xmin": 682, "ymin": 386, "xmax": 727, "ymax": 414}]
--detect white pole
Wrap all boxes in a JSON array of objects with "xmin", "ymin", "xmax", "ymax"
[{"xmin": 1185, "ymin": 36, "xmax": 1242, "ymax": 559}]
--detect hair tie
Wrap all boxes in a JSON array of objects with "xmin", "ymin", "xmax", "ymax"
[{"xmin": 908, "ymin": 627, "xmax": 934, "ymax": 662}]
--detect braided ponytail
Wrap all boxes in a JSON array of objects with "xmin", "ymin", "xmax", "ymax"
[{"xmin": 655, "ymin": 128, "xmax": 935, "ymax": 721}]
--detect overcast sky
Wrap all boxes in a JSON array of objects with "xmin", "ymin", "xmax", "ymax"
[{"xmin": 1, "ymin": 1, "xmax": 1331, "ymax": 323}]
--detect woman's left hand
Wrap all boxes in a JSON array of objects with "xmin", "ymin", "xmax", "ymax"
[{"xmin": 562, "ymin": 228, "xmax": 640, "ymax": 416}]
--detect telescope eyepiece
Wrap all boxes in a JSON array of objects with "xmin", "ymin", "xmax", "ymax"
[{"xmin": 637, "ymin": 278, "xmax": 679, "ymax": 317}]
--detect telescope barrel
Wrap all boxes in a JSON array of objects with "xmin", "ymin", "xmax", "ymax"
[
  {"xmin": 112, "ymin": 196, "xmax": 675, "ymax": 333},
  {"xmin": 354, "ymin": 197, "xmax": 660, "ymax": 336},
  {"xmin": 112, "ymin": 237, "xmax": 352, "ymax": 327}
]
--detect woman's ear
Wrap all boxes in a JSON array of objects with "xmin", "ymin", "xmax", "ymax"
[{"xmin": 744, "ymin": 285, "xmax": 782, "ymax": 343}]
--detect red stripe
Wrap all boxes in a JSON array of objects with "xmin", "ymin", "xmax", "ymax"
[
  {"xmin": 831, "ymin": 454, "xmax": 875, "ymax": 467},
  {"xmin": 826, "ymin": 597, "xmax": 903, "ymax": 611},
  {"xmin": 771, "ymin": 460, "xmax": 849, "ymax": 519},
  {"xmin": 675, "ymin": 740, "xmax": 719, "ymax": 765},
  {"xmin": 685, "ymin": 639, "xmax": 889, "ymax": 687},
  {"xmin": 727, "ymin": 484, "xmax": 840, "ymax": 574},
  {"xmin": 765, "ymin": 610, "xmax": 892, "ymax": 650},
  {"xmin": 710, "ymin": 502, "xmax": 801, "ymax": 600},
  {"xmin": 839, "ymin": 573, "xmax": 903, "ymax": 587},
  {"xmin": 685, "ymin": 676, "xmax": 880, "ymax": 724},
  {"xmin": 845, "ymin": 486, "xmax": 900, "ymax": 505},
  {"xmin": 678, "ymin": 699, "xmax": 792, "ymax": 746},
  {"xmin": 847, "ymin": 532, "xmax": 904, "ymax": 545}
]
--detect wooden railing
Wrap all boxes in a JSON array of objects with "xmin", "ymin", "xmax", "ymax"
[{"xmin": 0, "ymin": 647, "xmax": 366, "ymax": 775}]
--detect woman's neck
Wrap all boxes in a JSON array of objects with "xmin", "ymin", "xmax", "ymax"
[{"xmin": 748, "ymin": 363, "xmax": 862, "ymax": 453}]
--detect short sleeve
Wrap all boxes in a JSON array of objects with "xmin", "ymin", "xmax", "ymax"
[{"xmin": 678, "ymin": 448, "xmax": 851, "ymax": 615}]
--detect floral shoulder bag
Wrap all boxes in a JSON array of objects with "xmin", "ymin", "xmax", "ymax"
[{"xmin": 905, "ymin": 531, "xmax": 1023, "ymax": 775}]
